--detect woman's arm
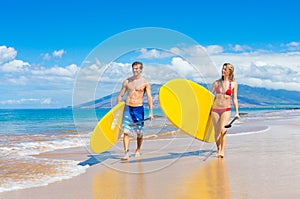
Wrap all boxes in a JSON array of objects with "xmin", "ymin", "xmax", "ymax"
[
  {"xmin": 232, "ymin": 82, "xmax": 239, "ymax": 118},
  {"xmin": 211, "ymin": 81, "xmax": 217, "ymax": 93}
]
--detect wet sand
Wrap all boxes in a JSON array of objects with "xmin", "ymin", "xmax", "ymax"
[{"xmin": 1, "ymin": 111, "xmax": 300, "ymax": 199}]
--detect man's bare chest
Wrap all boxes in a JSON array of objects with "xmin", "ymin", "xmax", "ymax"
[{"xmin": 127, "ymin": 79, "xmax": 146, "ymax": 92}]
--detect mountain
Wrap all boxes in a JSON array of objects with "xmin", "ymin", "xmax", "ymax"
[
  {"xmin": 74, "ymin": 83, "xmax": 300, "ymax": 109},
  {"xmin": 237, "ymin": 84, "xmax": 300, "ymax": 107}
]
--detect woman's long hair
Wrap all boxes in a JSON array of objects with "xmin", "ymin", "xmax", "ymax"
[{"xmin": 221, "ymin": 63, "xmax": 234, "ymax": 81}]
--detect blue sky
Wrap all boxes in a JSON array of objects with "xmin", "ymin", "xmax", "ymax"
[{"xmin": 1, "ymin": 0, "xmax": 300, "ymax": 108}]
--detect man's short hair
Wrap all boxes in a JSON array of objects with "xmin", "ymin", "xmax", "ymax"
[{"xmin": 132, "ymin": 61, "xmax": 143, "ymax": 69}]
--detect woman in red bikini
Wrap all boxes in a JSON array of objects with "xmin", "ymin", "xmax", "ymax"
[{"xmin": 211, "ymin": 63, "xmax": 239, "ymax": 158}]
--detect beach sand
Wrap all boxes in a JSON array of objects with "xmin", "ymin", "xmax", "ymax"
[{"xmin": 1, "ymin": 111, "xmax": 300, "ymax": 199}]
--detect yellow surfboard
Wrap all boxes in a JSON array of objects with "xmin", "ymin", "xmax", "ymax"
[
  {"xmin": 90, "ymin": 102, "xmax": 125, "ymax": 153},
  {"xmin": 159, "ymin": 79, "xmax": 215, "ymax": 142}
]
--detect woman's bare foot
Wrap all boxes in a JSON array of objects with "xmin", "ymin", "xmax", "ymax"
[
  {"xmin": 121, "ymin": 150, "xmax": 129, "ymax": 160},
  {"xmin": 135, "ymin": 150, "xmax": 140, "ymax": 158}
]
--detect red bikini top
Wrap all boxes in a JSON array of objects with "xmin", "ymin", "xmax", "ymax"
[{"xmin": 216, "ymin": 81, "xmax": 232, "ymax": 96}]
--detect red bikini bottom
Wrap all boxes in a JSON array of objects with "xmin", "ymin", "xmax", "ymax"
[{"xmin": 211, "ymin": 107, "xmax": 231, "ymax": 116}]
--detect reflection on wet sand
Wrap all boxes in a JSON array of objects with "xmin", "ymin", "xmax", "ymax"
[
  {"xmin": 92, "ymin": 161, "xmax": 145, "ymax": 198},
  {"xmin": 91, "ymin": 156, "xmax": 230, "ymax": 199},
  {"xmin": 175, "ymin": 158, "xmax": 231, "ymax": 199}
]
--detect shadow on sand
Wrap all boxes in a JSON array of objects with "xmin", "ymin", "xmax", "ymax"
[{"xmin": 78, "ymin": 149, "xmax": 216, "ymax": 166}]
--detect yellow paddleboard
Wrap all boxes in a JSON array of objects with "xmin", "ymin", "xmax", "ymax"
[
  {"xmin": 90, "ymin": 102, "xmax": 125, "ymax": 153},
  {"xmin": 159, "ymin": 79, "xmax": 215, "ymax": 142}
]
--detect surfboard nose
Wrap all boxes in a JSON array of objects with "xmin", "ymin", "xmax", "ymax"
[{"xmin": 159, "ymin": 78, "xmax": 215, "ymax": 142}]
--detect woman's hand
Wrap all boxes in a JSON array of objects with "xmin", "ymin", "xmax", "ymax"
[{"xmin": 234, "ymin": 113, "xmax": 240, "ymax": 119}]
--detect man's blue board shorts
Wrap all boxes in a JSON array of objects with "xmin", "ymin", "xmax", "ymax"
[{"xmin": 122, "ymin": 105, "xmax": 144, "ymax": 134}]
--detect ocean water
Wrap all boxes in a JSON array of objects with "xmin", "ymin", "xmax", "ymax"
[
  {"xmin": 0, "ymin": 109, "xmax": 91, "ymax": 192},
  {"xmin": 0, "ymin": 108, "xmax": 172, "ymax": 193},
  {"xmin": 0, "ymin": 107, "xmax": 299, "ymax": 192}
]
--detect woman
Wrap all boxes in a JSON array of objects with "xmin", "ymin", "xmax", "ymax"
[{"xmin": 211, "ymin": 63, "xmax": 239, "ymax": 158}]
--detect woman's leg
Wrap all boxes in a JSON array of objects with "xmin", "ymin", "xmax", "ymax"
[
  {"xmin": 218, "ymin": 111, "xmax": 231, "ymax": 157},
  {"xmin": 211, "ymin": 111, "xmax": 221, "ymax": 154}
]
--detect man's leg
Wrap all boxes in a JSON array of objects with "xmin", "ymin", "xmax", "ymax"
[
  {"xmin": 121, "ymin": 133, "xmax": 130, "ymax": 160},
  {"xmin": 135, "ymin": 130, "xmax": 143, "ymax": 157}
]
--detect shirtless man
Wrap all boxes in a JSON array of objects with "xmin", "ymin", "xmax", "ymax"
[{"xmin": 117, "ymin": 61, "xmax": 153, "ymax": 160}]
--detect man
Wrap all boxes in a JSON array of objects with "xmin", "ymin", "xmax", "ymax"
[{"xmin": 117, "ymin": 61, "xmax": 153, "ymax": 160}]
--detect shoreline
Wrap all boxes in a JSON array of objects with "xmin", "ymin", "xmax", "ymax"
[{"xmin": 1, "ymin": 109, "xmax": 300, "ymax": 198}]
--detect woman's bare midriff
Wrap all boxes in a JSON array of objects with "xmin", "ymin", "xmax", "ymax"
[{"xmin": 212, "ymin": 94, "xmax": 231, "ymax": 108}]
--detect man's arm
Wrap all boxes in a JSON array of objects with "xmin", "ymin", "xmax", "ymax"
[
  {"xmin": 117, "ymin": 80, "xmax": 127, "ymax": 103},
  {"xmin": 145, "ymin": 81, "xmax": 153, "ymax": 119}
]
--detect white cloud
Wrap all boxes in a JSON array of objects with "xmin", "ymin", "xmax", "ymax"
[
  {"xmin": 76, "ymin": 61, "xmax": 133, "ymax": 84},
  {"xmin": 0, "ymin": 46, "xmax": 17, "ymax": 64},
  {"xmin": 31, "ymin": 64, "xmax": 79, "ymax": 77},
  {"xmin": 0, "ymin": 46, "xmax": 80, "ymax": 107},
  {"xmin": 1, "ymin": 59, "xmax": 30, "ymax": 72},
  {"xmin": 169, "ymin": 47, "xmax": 182, "ymax": 55},
  {"xmin": 230, "ymin": 44, "xmax": 252, "ymax": 52},
  {"xmin": 43, "ymin": 53, "xmax": 51, "ymax": 60},
  {"xmin": 53, "ymin": 49, "xmax": 65, "ymax": 58},
  {"xmin": 0, "ymin": 98, "xmax": 53, "ymax": 105},
  {"xmin": 168, "ymin": 45, "xmax": 219, "ymax": 82},
  {"xmin": 170, "ymin": 45, "xmax": 209, "ymax": 57},
  {"xmin": 2, "ymin": 43, "xmax": 300, "ymax": 108},
  {"xmin": 142, "ymin": 56, "xmax": 212, "ymax": 84},
  {"xmin": 138, "ymin": 48, "xmax": 173, "ymax": 59},
  {"xmin": 205, "ymin": 45, "xmax": 224, "ymax": 55},
  {"xmin": 41, "ymin": 49, "xmax": 66, "ymax": 60},
  {"xmin": 7, "ymin": 76, "xmax": 28, "ymax": 85},
  {"xmin": 41, "ymin": 98, "xmax": 52, "ymax": 104},
  {"xmin": 0, "ymin": 46, "xmax": 80, "ymax": 108},
  {"xmin": 209, "ymin": 51, "xmax": 300, "ymax": 91},
  {"xmin": 168, "ymin": 57, "xmax": 195, "ymax": 76},
  {"xmin": 150, "ymin": 44, "xmax": 300, "ymax": 91},
  {"xmin": 285, "ymin": 41, "xmax": 300, "ymax": 51}
]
